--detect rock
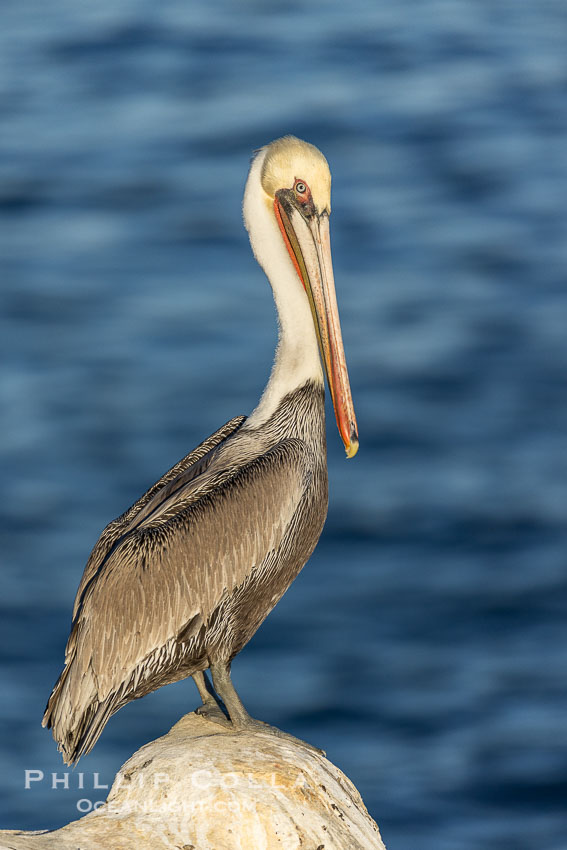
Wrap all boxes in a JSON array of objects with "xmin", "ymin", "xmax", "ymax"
[{"xmin": 0, "ymin": 713, "xmax": 386, "ymax": 850}]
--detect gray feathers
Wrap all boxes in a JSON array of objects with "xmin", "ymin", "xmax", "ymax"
[{"xmin": 43, "ymin": 383, "xmax": 327, "ymax": 764}]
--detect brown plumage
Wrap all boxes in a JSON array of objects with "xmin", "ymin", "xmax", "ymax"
[
  {"xmin": 44, "ymin": 384, "xmax": 327, "ymax": 764},
  {"xmin": 43, "ymin": 136, "xmax": 358, "ymax": 764}
]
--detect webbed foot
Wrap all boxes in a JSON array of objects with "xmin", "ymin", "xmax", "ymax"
[{"xmin": 195, "ymin": 700, "xmax": 230, "ymax": 726}]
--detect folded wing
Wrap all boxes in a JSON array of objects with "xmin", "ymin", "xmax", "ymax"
[{"xmin": 43, "ymin": 437, "xmax": 309, "ymax": 763}]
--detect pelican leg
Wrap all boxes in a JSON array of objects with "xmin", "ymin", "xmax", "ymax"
[
  {"xmin": 209, "ymin": 661, "xmax": 251, "ymax": 727},
  {"xmin": 209, "ymin": 661, "xmax": 324, "ymax": 755},
  {"xmin": 192, "ymin": 671, "xmax": 229, "ymax": 724}
]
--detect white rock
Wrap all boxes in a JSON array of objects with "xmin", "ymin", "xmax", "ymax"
[{"xmin": 0, "ymin": 713, "xmax": 386, "ymax": 850}]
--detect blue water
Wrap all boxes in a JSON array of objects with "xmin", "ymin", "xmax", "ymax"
[{"xmin": 1, "ymin": 2, "xmax": 567, "ymax": 847}]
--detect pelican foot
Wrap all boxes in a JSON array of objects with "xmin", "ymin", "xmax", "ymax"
[
  {"xmin": 235, "ymin": 717, "xmax": 325, "ymax": 757},
  {"xmin": 195, "ymin": 701, "xmax": 231, "ymax": 726},
  {"xmin": 207, "ymin": 661, "xmax": 325, "ymax": 756}
]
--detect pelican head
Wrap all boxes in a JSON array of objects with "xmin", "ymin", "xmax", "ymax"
[
  {"xmin": 261, "ymin": 136, "xmax": 332, "ymax": 216},
  {"xmin": 247, "ymin": 136, "xmax": 358, "ymax": 458}
]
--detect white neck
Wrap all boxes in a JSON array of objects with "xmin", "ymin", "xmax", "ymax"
[{"xmin": 243, "ymin": 148, "xmax": 323, "ymax": 426}]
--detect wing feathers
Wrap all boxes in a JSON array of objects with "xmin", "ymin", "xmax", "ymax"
[
  {"xmin": 44, "ymin": 439, "xmax": 309, "ymax": 762},
  {"xmin": 71, "ymin": 416, "xmax": 245, "ymax": 619}
]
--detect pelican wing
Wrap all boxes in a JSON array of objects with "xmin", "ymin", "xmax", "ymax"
[
  {"xmin": 71, "ymin": 416, "xmax": 245, "ymax": 620},
  {"xmin": 45, "ymin": 439, "xmax": 310, "ymax": 762}
]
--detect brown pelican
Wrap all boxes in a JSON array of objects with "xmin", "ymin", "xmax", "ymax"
[{"xmin": 43, "ymin": 136, "xmax": 358, "ymax": 764}]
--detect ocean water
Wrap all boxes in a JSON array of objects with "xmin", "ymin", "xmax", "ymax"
[{"xmin": 1, "ymin": 2, "xmax": 567, "ymax": 848}]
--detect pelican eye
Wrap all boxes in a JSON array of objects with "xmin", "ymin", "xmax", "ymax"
[{"xmin": 295, "ymin": 181, "xmax": 307, "ymax": 195}]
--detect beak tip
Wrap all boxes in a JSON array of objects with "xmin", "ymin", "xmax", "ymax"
[{"xmin": 345, "ymin": 436, "xmax": 359, "ymax": 459}]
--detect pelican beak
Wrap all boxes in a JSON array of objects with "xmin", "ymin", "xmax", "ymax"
[{"xmin": 274, "ymin": 194, "xmax": 359, "ymax": 458}]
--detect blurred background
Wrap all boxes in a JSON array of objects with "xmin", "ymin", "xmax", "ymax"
[{"xmin": 1, "ymin": 1, "xmax": 566, "ymax": 848}]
